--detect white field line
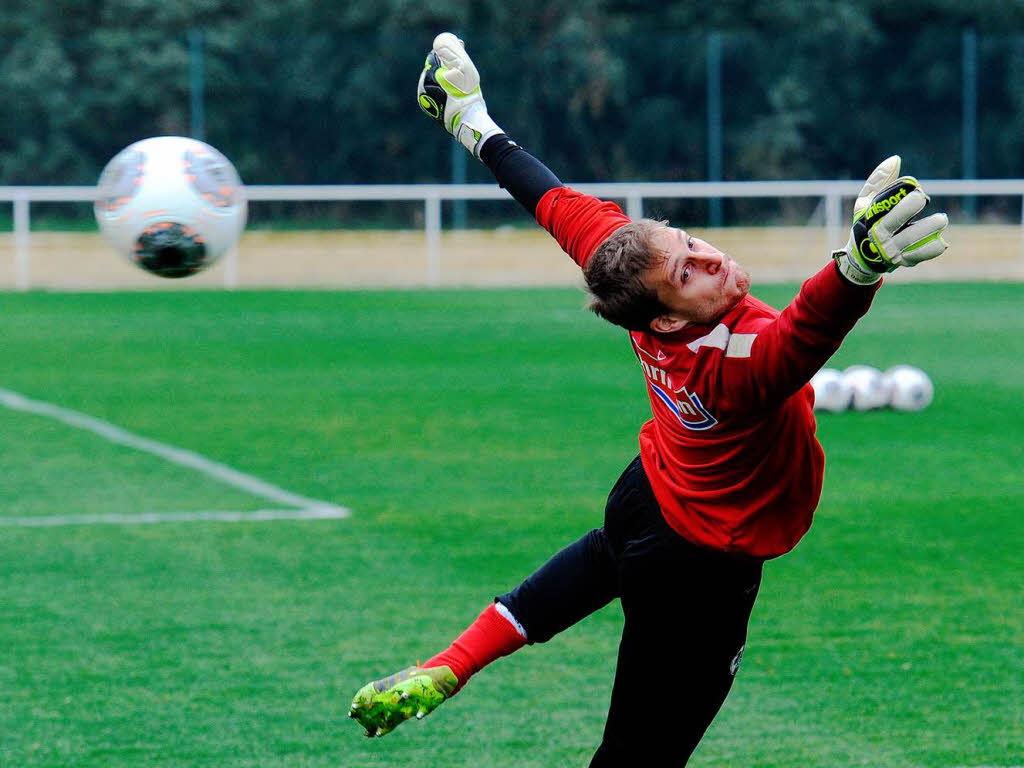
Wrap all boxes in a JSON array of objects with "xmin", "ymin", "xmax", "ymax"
[
  {"xmin": 2, "ymin": 508, "xmax": 348, "ymax": 527},
  {"xmin": 0, "ymin": 388, "xmax": 351, "ymax": 526}
]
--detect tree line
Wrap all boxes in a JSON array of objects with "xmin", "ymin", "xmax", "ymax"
[{"xmin": 3, "ymin": 0, "xmax": 1024, "ymax": 195}]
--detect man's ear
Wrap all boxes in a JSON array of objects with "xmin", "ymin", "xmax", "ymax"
[{"xmin": 649, "ymin": 314, "xmax": 688, "ymax": 334}]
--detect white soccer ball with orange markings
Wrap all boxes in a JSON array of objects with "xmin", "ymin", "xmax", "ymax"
[{"xmin": 94, "ymin": 136, "xmax": 246, "ymax": 278}]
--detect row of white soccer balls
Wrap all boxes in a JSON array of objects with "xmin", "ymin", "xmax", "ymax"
[{"xmin": 810, "ymin": 365, "xmax": 934, "ymax": 413}]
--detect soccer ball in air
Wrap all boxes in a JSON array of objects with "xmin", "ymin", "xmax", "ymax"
[
  {"xmin": 94, "ymin": 136, "xmax": 246, "ymax": 278},
  {"xmin": 882, "ymin": 365, "xmax": 934, "ymax": 412},
  {"xmin": 843, "ymin": 365, "xmax": 891, "ymax": 411},
  {"xmin": 810, "ymin": 368, "xmax": 852, "ymax": 413}
]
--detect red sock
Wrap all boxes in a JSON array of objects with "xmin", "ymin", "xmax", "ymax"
[{"xmin": 423, "ymin": 603, "xmax": 527, "ymax": 694}]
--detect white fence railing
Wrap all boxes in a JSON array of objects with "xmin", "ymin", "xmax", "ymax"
[{"xmin": 3, "ymin": 180, "xmax": 1024, "ymax": 289}]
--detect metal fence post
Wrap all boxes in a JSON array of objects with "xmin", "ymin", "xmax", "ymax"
[
  {"xmin": 425, "ymin": 194, "xmax": 441, "ymax": 286},
  {"xmin": 223, "ymin": 246, "xmax": 238, "ymax": 290},
  {"xmin": 14, "ymin": 194, "xmax": 30, "ymax": 291},
  {"xmin": 626, "ymin": 194, "xmax": 644, "ymax": 221},
  {"xmin": 1020, "ymin": 194, "xmax": 1024, "ymax": 265},
  {"xmin": 825, "ymin": 187, "xmax": 842, "ymax": 252},
  {"xmin": 707, "ymin": 31, "xmax": 723, "ymax": 227},
  {"xmin": 962, "ymin": 28, "xmax": 978, "ymax": 222}
]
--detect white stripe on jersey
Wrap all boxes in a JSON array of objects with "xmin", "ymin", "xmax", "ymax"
[
  {"xmin": 726, "ymin": 333, "xmax": 757, "ymax": 358},
  {"xmin": 686, "ymin": 323, "xmax": 731, "ymax": 353},
  {"xmin": 686, "ymin": 324, "xmax": 757, "ymax": 358}
]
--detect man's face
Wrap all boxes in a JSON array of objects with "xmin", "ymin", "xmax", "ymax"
[{"xmin": 643, "ymin": 226, "xmax": 751, "ymax": 331}]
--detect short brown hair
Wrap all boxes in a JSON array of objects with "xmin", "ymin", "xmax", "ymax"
[{"xmin": 584, "ymin": 219, "xmax": 669, "ymax": 331}]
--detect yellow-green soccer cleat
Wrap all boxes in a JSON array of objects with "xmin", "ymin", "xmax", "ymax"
[{"xmin": 349, "ymin": 665, "xmax": 459, "ymax": 738}]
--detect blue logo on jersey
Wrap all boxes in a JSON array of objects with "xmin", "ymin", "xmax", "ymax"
[{"xmin": 648, "ymin": 380, "xmax": 719, "ymax": 431}]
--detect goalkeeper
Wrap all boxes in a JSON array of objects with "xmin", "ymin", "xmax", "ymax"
[{"xmin": 350, "ymin": 33, "xmax": 949, "ymax": 765}]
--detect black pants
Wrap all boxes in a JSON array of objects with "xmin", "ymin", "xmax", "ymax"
[{"xmin": 498, "ymin": 456, "xmax": 764, "ymax": 766}]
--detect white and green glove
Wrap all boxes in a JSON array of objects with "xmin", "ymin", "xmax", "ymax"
[
  {"xmin": 832, "ymin": 156, "xmax": 949, "ymax": 285},
  {"xmin": 417, "ymin": 33, "xmax": 504, "ymax": 159}
]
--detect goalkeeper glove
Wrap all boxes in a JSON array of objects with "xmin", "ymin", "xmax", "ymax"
[
  {"xmin": 832, "ymin": 156, "xmax": 949, "ymax": 285},
  {"xmin": 417, "ymin": 33, "xmax": 504, "ymax": 159}
]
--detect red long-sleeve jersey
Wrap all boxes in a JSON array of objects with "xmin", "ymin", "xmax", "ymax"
[{"xmin": 536, "ymin": 187, "xmax": 880, "ymax": 558}]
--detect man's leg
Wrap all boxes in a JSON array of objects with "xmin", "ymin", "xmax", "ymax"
[
  {"xmin": 497, "ymin": 526, "xmax": 619, "ymax": 643},
  {"xmin": 589, "ymin": 464, "xmax": 764, "ymax": 766},
  {"xmin": 589, "ymin": 556, "xmax": 761, "ymax": 765},
  {"xmin": 350, "ymin": 525, "xmax": 621, "ymax": 736}
]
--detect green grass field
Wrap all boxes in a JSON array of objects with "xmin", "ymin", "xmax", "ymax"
[{"xmin": 0, "ymin": 283, "xmax": 1021, "ymax": 767}]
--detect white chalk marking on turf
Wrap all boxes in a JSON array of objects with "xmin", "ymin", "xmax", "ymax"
[
  {"xmin": 0, "ymin": 508, "xmax": 348, "ymax": 527},
  {"xmin": 0, "ymin": 388, "xmax": 351, "ymax": 525}
]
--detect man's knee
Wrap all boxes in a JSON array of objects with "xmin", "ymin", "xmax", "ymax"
[{"xmin": 496, "ymin": 528, "xmax": 617, "ymax": 644}]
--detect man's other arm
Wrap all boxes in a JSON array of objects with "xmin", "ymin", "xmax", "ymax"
[
  {"xmin": 720, "ymin": 262, "xmax": 879, "ymax": 412},
  {"xmin": 480, "ymin": 136, "xmax": 630, "ymax": 269},
  {"xmin": 719, "ymin": 156, "xmax": 948, "ymax": 411},
  {"xmin": 417, "ymin": 33, "xmax": 629, "ymax": 270}
]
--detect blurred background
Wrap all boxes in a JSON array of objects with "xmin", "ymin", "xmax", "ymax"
[{"xmin": 4, "ymin": 0, "xmax": 1024, "ymax": 287}]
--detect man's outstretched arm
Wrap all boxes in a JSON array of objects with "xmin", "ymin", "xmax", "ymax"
[
  {"xmin": 719, "ymin": 156, "xmax": 949, "ymax": 411},
  {"xmin": 418, "ymin": 32, "xmax": 630, "ymax": 268}
]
